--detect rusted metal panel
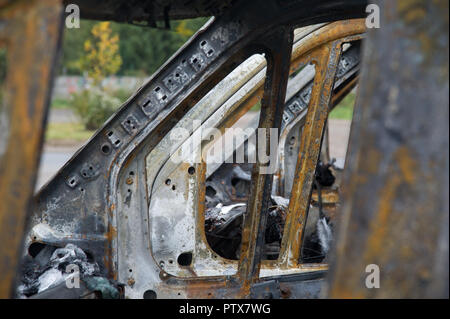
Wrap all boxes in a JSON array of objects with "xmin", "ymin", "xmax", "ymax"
[
  {"xmin": 327, "ymin": 0, "xmax": 449, "ymax": 298},
  {"xmin": 0, "ymin": 0, "xmax": 63, "ymax": 298},
  {"xmin": 278, "ymin": 41, "xmax": 341, "ymax": 268},
  {"xmin": 237, "ymin": 26, "xmax": 294, "ymax": 293}
]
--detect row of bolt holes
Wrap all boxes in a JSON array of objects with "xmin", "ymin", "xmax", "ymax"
[
  {"xmin": 103, "ymin": 54, "xmax": 195, "ymax": 148},
  {"xmin": 129, "ymin": 48, "xmax": 211, "ymax": 116},
  {"xmin": 140, "ymin": 42, "xmax": 216, "ymax": 113},
  {"xmin": 104, "ymin": 60, "xmax": 179, "ymax": 153},
  {"xmin": 102, "ymin": 42, "xmax": 215, "ymax": 154}
]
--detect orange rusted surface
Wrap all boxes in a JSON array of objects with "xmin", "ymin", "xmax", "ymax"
[
  {"xmin": 289, "ymin": 19, "xmax": 366, "ymax": 74},
  {"xmin": 327, "ymin": 1, "xmax": 449, "ymax": 298},
  {"xmin": 0, "ymin": 0, "xmax": 63, "ymax": 298},
  {"xmin": 278, "ymin": 42, "xmax": 342, "ymax": 268},
  {"xmin": 237, "ymin": 26, "xmax": 294, "ymax": 294},
  {"xmin": 311, "ymin": 188, "xmax": 340, "ymax": 205}
]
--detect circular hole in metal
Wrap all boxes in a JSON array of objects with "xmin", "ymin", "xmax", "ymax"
[
  {"xmin": 188, "ymin": 166, "xmax": 195, "ymax": 175},
  {"xmin": 165, "ymin": 179, "xmax": 171, "ymax": 185},
  {"xmin": 101, "ymin": 144, "xmax": 111, "ymax": 154},
  {"xmin": 177, "ymin": 252, "xmax": 193, "ymax": 266},
  {"xmin": 172, "ymin": 185, "xmax": 176, "ymax": 191},
  {"xmin": 143, "ymin": 290, "xmax": 157, "ymax": 299}
]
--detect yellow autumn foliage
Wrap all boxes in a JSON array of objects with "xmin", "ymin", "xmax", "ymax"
[
  {"xmin": 80, "ymin": 22, "xmax": 122, "ymax": 85},
  {"xmin": 175, "ymin": 20, "xmax": 196, "ymax": 37}
]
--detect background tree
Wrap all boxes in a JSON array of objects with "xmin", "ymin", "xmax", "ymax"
[
  {"xmin": 78, "ymin": 21, "xmax": 122, "ymax": 85},
  {"xmin": 61, "ymin": 17, "xmax": 208, "ymax": 77}
]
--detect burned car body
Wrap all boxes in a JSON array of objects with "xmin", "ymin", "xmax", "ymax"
[
  {"xmin": 21, "ymin": 5, "xmax": 367, "ymax": 298},
  {"xmin": 0, "ymin": 0, "xmax": 448, "ymax": 299}
]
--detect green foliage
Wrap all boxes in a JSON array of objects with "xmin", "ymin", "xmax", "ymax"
[
  {"xmin": 0, "ymin": 48, "xmax": 7, "ymax": 84},
  {"xmin": 61, "ymin": 18, "xmax": 208, "ymax": 76},
  {"xmin": 110, "ymin": 88, "xmax": 133, "ymax": 103},
  {"xmin": 329, "ymin": 92, "xmax": 356, "ymax": 120},
  {"xmin": 61, "ymin": 20, "xmax": 96, "ymax": 75},
  {"xmin": 70, "ymin": 89, "xmax": 121, "ymax": 130},
  {"xmin": 51, "ymin": 97, "xmax": 71, "ymax": 109},
  {"xmin": 69, "ymin": 86, "xmax": 133, "ymax": 130},
  {"xmin": 112, "ymin": 18, "xmax": 208, "ymax": 76},
  {"xmin": 46, "ymin": 122, "xmax": 94, "ymax": 142}
]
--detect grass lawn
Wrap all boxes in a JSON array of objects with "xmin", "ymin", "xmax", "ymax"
[
  {"xmin": 45, "ymin": 122, "xmax": 94, "ymax": 143},
  {"xmin": 47, "ymin": 98, "xmax": 93, "ymax": 144},
  {"xmin": 50, "ymin": 97, "xmax": 71, "ymax": 109},
  {"xmin": 329, "ymin": 92, "xmax": 355, "ymax": 120}
]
